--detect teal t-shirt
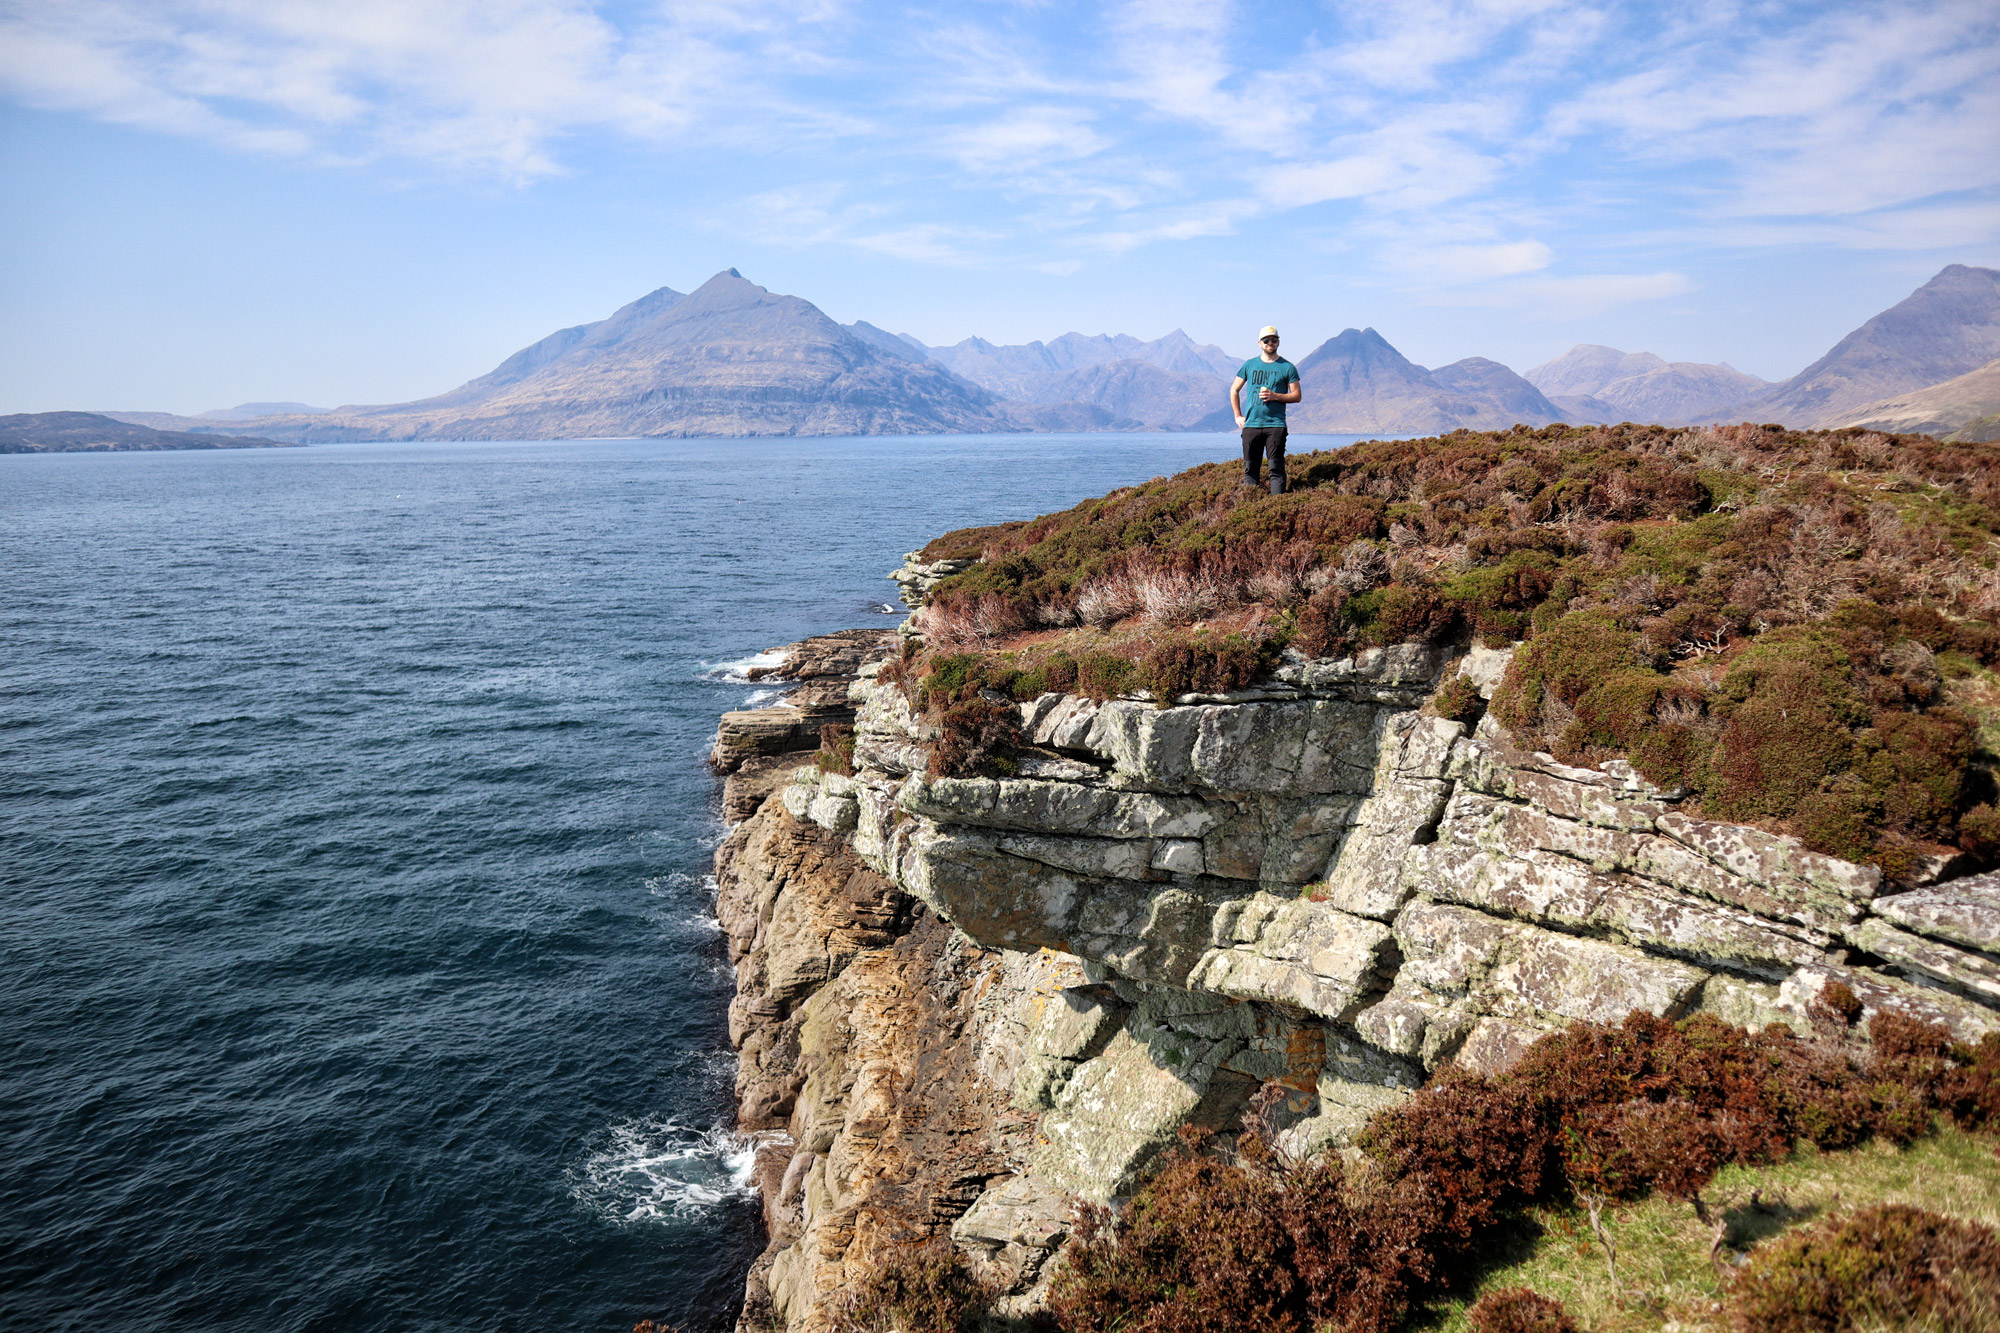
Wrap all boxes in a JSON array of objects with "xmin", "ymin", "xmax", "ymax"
[{"xmin": 1238, "ymin": 356, "xmax": 1299, "ymax": 428}]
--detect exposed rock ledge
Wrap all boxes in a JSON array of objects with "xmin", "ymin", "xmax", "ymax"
[{"xmin": 713, "ymin": 627, "xmax": 2000, "ymax": 1333}]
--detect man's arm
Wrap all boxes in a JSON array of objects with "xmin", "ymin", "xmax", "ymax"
[
  {"xmin": 1230, "ymin": 375, "xmax": 1247, "ymax": 426},
  {"xmin": 1263, "ymin": 373, "xmax": 1302, "ymax": 405}
]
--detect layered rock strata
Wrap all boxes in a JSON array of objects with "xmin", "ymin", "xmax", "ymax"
[
  {"xmin": 710, "ymin": 630, "xmax": 896, "ymax": 823},
  {"xmin": 714, "ymin": 627, "xmax": 2000, "ymax": 1333}
]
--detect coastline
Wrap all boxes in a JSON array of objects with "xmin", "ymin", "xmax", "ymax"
[{"xmin": 709, "ymin": 601, "xmax": 2000, "ymax": 1332}]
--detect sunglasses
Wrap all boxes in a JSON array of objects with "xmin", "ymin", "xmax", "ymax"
[{"xmin": 1260, "ymin": 336, "xmax": 1280, "ymax": 344}]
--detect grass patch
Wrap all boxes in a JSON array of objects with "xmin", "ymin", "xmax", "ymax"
[{"xmin": 1411, "ymin": 1126, "xmax": 2000, "ymax": 1333}]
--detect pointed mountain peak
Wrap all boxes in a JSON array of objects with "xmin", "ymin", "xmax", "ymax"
[
  {"xmin": 691, "ymin": 268, "xmax": 766, "ymax": 296},
  {"xmin": 1305, "ymin": 327, "xmax": 1415, "ymax": 365}
]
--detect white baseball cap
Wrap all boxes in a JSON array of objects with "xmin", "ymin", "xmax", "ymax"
[{"xmin": 1259, "ymin": 326, "xmax": 1280, "ymax": 338}]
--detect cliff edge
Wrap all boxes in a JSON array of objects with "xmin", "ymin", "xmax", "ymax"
[{"xmin": 710, "ymin": 424, "xmax": 2000, "ymax": 1332}]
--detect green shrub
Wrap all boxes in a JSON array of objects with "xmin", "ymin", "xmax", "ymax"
[
  {"xmin": 1729, "ymin": 1204, "xmax": 2000, "ymax": 1333},
  {"xmin": 1491, "ymin": 612, "xmax": 1647, "ymax": 742},
  {"xmin": 1075, "ymin": 650, "xmax": 1137, "ymax": 700},
  {"xmin": 1706, "ymin": 629, "xmax": 1869, "ymax": 821}
]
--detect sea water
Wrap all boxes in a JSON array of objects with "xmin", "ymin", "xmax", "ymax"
[{"xmin": 0, "ymin": 434, "xmax": 1371, "ymax": 1331}]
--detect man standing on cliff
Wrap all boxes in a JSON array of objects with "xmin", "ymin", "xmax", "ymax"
[{"xmin": 1231, "ymin": 326, "xmax": 1302, "ymax": 494}]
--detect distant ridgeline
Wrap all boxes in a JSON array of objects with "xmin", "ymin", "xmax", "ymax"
[
  {"xmin": 81, "ymin": 263, "xmax": 2000, "ymax": 443},
  {"xmin": 904, "ymin": 422, "xmax": 2000, "ymax": 877},
  {"xmin": 0, "ymin": 411, "xmax": 294, "ymax": 453}
]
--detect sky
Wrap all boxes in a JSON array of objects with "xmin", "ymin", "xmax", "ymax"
[{"xmin": 2, "ymin": 0, "xmax": 1997, "ymax": 415}]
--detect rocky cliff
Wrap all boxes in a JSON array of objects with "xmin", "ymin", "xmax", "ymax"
[{"xmin": 712, "ymin": 619, "xmax": 2000, "ymax": 1332}]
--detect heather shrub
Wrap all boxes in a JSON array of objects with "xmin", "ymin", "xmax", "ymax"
[
  {"xmin": 1368, "ymin": 583, "xmax": 1459, "ymax": 646},
  {"xmin": 1729, "ymin": 1204, "xmax": 2000, "ymax": 1333},
  {"xmin": 1138, "ymin": 629, "xmax": 1272, "ymax": 700},
  {"xmin": 1433, "ymin": 670, "xmax": 1484, "ymax": 723},
  {"xmin": 816, "ymin": 723, "xmax": 857, "ymax": 777},
  {"xmin": 928, "ymin": 697, "xmax": 1020, "ymax": 778},
  {"xmin": 1049, "ymin": 1154, "xmax": 1301, "ymax": 1333},
  {"xmin": 896, "ymin": 424, "xmax": 2000, "ymax": 868},
  {"xmin": 1292, "ymin": 585, "xmax": 1351, "ymax": 658},
  {"xmin": 836, "ymin": 1242, "xmax": 991, "ymax": 1333},
  {"xmin": 1047, "ymin": 1008, "xmax": 2000, "ymax": 1333},
  {"xmin": 1465, "ymin": 1288, "xmax": 1578, "ymax": 1333}
]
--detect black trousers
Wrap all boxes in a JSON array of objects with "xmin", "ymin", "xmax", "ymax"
[{"xmin": 1241, "ymin": 427, "xmax": 1287, "ymax": 493}]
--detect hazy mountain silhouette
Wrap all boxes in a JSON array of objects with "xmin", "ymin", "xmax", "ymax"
[
  {"xmin": 203, "ymin": 273, "xmax": 1052, "ymax": 440},
  {"xmin": 904, "ymin": 329, "xmax": 1237, "ymax": 428},
  {"xmin": 1268, "ymin": 328, "xmax": 1564, "ymax": 434},
  {"xmin": 1525, "ymin": 345, "xmax": 1768, "ymax": 425},
  {"xmin": 1726, "ymin": 264, "xmax": 2000, "ymax": 426}
]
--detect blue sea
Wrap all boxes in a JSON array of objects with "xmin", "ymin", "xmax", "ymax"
[{"xmin": 0, "ymin": 434, "xmax": 1369, "ymax": 1332}]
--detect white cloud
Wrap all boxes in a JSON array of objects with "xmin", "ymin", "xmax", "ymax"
[
  {"xmin": 1403, "ymin": 240, "xmax": 1556, "ymax": 282},
  {"xmin": 0, "ymin": 0, "xmax": 850, "ymax": 178},
  {"xmin": 1439, "ymin": 270, "xmax": 1695, "ymax": 316},
  {"xmin": 2, "ymin": 0, "xmax": 1996, "ymax": 282},
  {"xmin": 943, "ymin": 105, "xmax": 1109, "ymax": 172}
]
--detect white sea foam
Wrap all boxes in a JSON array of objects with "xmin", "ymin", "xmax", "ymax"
[
  {"xmin": 702, "ymin": 650, "xmax": 786, "ymax": 684},
  {"xmin": 572, "ymin": 1119, "xmax": 770, "ymax": 1224},
  {"xmin": 645, "ymin": 870, "xmax": 703, "ymax": 896},
  {"xmin": 741, "ymin": 687, "xmax": 786, "ymax": 708}
]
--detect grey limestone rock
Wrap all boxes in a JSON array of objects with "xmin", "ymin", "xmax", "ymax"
[
  {"xmin": 1314, "ymin": 712, "xmax": 1460, "ymax": 919},
  {"xmin": 1274, "ymin": 1030, "xmax": 1421, "ymax": 1158},
  {"xmin": 890, "ymin": 553, "xmax": 975, "ymax": 608},
  {"xmin": 952, "ymin": 1173, "xmax": 1072, "ymax": 1305},
  {"xmin": 1275, "ymin": 642, "xmax": 1447, "ymax": 700},
  {"xmin": 1029, "ymin": 1022, "xmax": 1255, "ymax": 1201},
  {"xmin": 1871, "ymin": 872, "xmax": 2000, "ymax": 955},
  {"xmin": 1375, "ymin": 900, "xmax": 1709, "ymax": 1066},
  {"xmin": 741, "ymin": 612, "xmax": 2000, "ymax": 1333},
  {"xmin": 1013, "ymin": 983, "xmax": 1127, "ymax": 1111},
  {"xmin": 1409, "ymin": 837, "xmax": 1829, "ymax": 977},
  {"xmin": 1187, "ymin": 894, "xmax": 1397, "ymax": 1021},
  {"xmin": 1847, "ymin": 917, "xmax": 2000, "ymax": 1005},
  {"xmin": 1779, "ymin": 963, "xmax": 2000, "ymax": 1044},
  {"xmin": 1457, "ymin": 644, "xmax": 1516, "ymax": 699}
]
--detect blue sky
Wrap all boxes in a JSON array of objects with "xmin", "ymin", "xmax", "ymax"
[{"xmin": 2, "ymin": 0, "xmax": 1996, "ymax": 415}]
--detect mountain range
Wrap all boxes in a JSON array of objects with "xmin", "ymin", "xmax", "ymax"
[{"xmin": 83, "ymin": 262, "xmax": 2000, "ymax": 444}]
